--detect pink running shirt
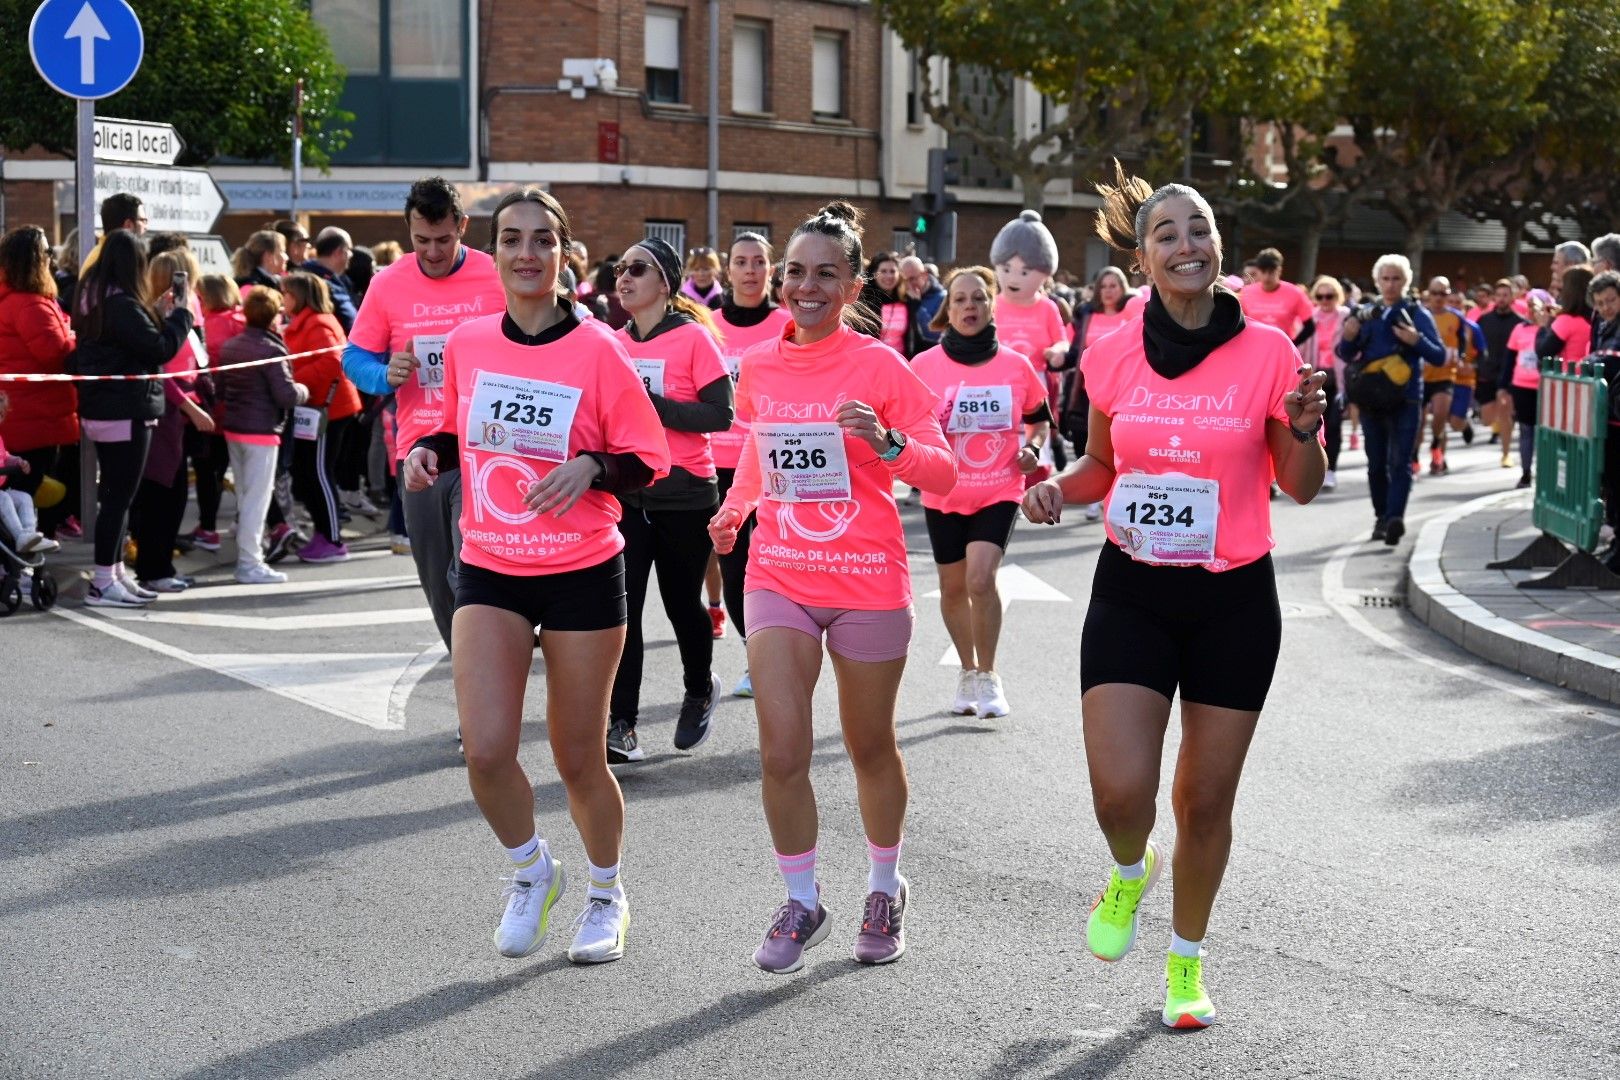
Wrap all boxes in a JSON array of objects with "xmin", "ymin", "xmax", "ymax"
[
  {"xmin": 712, "ymin": 305, "xmax": 792, "ymax": 469},
  {"xmin": 616, "ymin": 319, "xmax": 730, "ymax": 478},
  {"xmin": 1082, "ymin": 317, "xmax": 1298, "ymax": 572},
  {"xmin": 349, "ymin": 248, "xmax": 506, "ymax": 458},
  {"xmin": 441, "ymin": 313, "xmax": 671, "ymax": 576},
  {"xmin": 1238, "ymin": 281, "xmax": 1314, "ymax": 338},
  {"xmin": 722, "ymin": 323, "xmax": 955, "ymax": 609},
  {"xmin": 1551, "ymin": 312, "xmax": 1592, "ymax": 361},
  {"xmin": 1084, "ymin": 308, "xmax": 1130, "ymax": 350},
  {"xmin": 994, "ymin": 295, "xmax": 1067, "ymax": 367},
  {"xmin": 910, "ymin": 343, "xmax": 1048, "ymax": 515}
]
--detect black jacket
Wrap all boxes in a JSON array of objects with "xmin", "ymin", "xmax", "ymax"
[{"xmin": 70, "ymin": 293, "xmax": 193, "ymax": 421}]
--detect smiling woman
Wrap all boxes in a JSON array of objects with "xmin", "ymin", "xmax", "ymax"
[
  {"xmin": 402, "ymin": 186, "xmax": 672, "ymax": 969},
  {"xmin": 1022, "ymin": 161, "xmax": 1329, "ymax": 1032}
]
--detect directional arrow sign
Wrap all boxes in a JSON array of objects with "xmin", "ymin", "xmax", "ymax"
[
  {"xmin": 93, "ymin": 162, "xmax": 227, "ymax": 234},
  {"xmin": 93, "ymin": 116, "xmax": 184, "ymax": 165},
  {"xmin": 922, "ymin": 562, "xmax": 1073, "ymax": 666},
  {"xmin": 186, "ymin": 235, "xmax": 235, "ymax": 277},
  {"xmin": 29, "ymin": 0, "xmax": 144, "ymax": 100}
]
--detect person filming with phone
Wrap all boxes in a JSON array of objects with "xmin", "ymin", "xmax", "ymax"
[{"xmin": 1336, "ymin": 254, "xmax": 1445, "ymax": 547}]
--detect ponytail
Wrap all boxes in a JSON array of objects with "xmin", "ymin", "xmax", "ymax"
[{"xmin": 670, "ymin": 292, "xmax": 725, "ymax": 346}]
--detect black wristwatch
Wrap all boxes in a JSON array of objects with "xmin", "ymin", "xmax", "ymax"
[
  {"xmin": 1288, "ymin": 418, "xmax": 1323, "ymax": 443},
  {"xmin": 878, "ymin": 429, "xmax": 907, "ymax": 462}
]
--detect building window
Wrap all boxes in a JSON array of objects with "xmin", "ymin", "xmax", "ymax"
[
  {"xmin": 733, "ymin": 223, "xmax": 771, "ymax": 242},
  {"xmin": 906, "ymin": 50, "xmax": 922, "ymax": 127},
  {"xmin": 390, "ymin": 0, "xmax": 462, "ymax": 79},
  {"xmin": 891, "ymin": 229, "xmax": 916, "ymax": 255},
  {"xmin": 811, "ymin": 32, "xmax": 845, "ymax": 118},
  {"xmin": 646, "ymin": 220, "xmax": 687, "ymax": 254},
  {"xmin": 732, "ymin": 20, "xmax": 769, "ymax": 114},
  {"xmin": 646, "ymin": 6, "xmax": 683, "ymax": 104},
  {"xmin": 310, "ymin": 0, "xmax": 380, "ymax": 75}
]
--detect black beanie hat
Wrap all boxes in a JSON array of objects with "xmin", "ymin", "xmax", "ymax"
[{"xmin": 634, "ymin": 236, "xmax": 684, "ymax": 295}]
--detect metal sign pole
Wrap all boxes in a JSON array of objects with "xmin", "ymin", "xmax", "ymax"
[{"xmin": 75, "ymin": 98, "xmax": 97, "ymax": 538}]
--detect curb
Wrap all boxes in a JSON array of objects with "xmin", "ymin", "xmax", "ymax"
[{"xmin": 1405, "ymin": 489, "xmax": 1620, "ymax": 705}]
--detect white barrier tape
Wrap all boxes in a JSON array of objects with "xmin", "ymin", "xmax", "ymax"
[{"xmin": 0, "ymin": 344, "xmax": 344, "ymax": 383}]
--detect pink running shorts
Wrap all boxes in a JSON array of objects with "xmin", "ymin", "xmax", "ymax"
[{"xmin": 743, "ymin": 589, "xmax": 914, "ymax": 662}]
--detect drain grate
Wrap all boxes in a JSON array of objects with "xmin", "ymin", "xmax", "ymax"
[{"xmin": 1360, "ymin": 593, "xmax": 1404, "ymax": 608}]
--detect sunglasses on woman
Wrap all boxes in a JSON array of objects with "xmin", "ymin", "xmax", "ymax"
[
  {"xmin": 1314, "ymin": 293, "xmax": 1336, "ymax": 301},
  {"xmin": 612, "ymin": 260, "xmax": 656, "ymax": 279}
]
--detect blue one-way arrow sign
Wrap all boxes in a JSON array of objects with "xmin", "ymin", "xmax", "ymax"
[{"xmin": 29, "ymin": 0, "xmax": 144, "ymax": 100}]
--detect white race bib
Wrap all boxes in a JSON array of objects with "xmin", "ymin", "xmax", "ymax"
[
  {"xmin": 948, "ymin": 384, "xmax": 1015, "ymax": 433},
  {"xmin": 1106, "ymin": 473, "xmax": 1219, "ymax": 565},
  {"xmin": 754, "ymin": 423, "xmax": 851, "ymax": 502},
  {"xmin": 414, "ymin": 335, "xmax": 448, "ymax": 390},
  {"xmin": 634, "ymin": 358, "xmax": 666, "ymax": 397},
  {"xmin": 292, "ymin": 405, "xmax": 322, "ymax": 442},
  {"xmin": 466, "ymin": 372, "xmax": 583, "ymax": 463}
]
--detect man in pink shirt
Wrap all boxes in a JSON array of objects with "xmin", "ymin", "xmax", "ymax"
[
  {"xmin": 1237, "ymin": 248, "xmax": 1315, "ymax": 349},
  {"xmin": 343, "ymin": 177, "xmax": 506, "ymax": 657}
]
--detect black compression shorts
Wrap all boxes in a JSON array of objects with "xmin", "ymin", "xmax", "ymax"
[
  {"xmin": 924, "ymin": 501, "xmax": 1020, "ymax": 564},
  {"xmin": 454, "ymin": 554, "xmax": 628, "ymax": 631},
  {"xmin": 1081, "ymin": 543, "xmax": 1281, "ymax": 712}
]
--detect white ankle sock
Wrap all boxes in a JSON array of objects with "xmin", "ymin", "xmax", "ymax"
[
  {"xmin": 587, "ymin": 860, "xmax": 624, "ymax": 901},
  {"xmin": 1170, "ymin": 931, "xmax": 1202, "ymax": 958},
  {"xmin": 505, "ymin": 835, "xmax": 550, "ymax": 886},
  {"xmin": 1116, "ymin": 858, "xmax": 1146, "ymax": 880},
  {"xmin": 866, "ymin": 837, "xmax": 903, "ymax": 897},
  {"xmin": 775, "ymin": 847, "xmax": 818, "ymax": 909},
  {"xmin": 93, "ymin": 565, "xmax": 115, "ymax": 589}
]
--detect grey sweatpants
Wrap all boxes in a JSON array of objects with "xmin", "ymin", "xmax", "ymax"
[{"xmin": 401, "ymin": 465, "xmax": 462, "ymax": 650}]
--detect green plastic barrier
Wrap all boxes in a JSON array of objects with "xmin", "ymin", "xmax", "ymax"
[{"xmin": 1533, "ymin": 354, "xmax": 1609, "ymax": 553}]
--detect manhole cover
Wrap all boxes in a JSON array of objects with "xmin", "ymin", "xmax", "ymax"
[{"xmin": 1360, "ymin": 594, "xmax": 1404, "ymax": 608}]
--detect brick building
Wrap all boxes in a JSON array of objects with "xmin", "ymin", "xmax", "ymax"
[{"xmin": 0, "ymin": 1, "xmax": 1553, "ymax": 288}]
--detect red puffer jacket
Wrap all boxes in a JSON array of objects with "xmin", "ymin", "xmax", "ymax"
[{"xmin": 0, "ymin": 283, "xmax": 78, "ymax": 451}]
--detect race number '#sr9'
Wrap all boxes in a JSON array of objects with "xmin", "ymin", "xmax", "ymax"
[{"xmin": 766, "ymin": 447, "xmax": 828, "ymax": 471}]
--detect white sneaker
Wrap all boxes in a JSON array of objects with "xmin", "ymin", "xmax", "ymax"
[
  {"xmin": 85, "ymin": 578, "xmax": 150, "ymax": 608},
  {"xmin": 494, "ymin": 858, "xmax": 566, "ymax": 958},
  {"xmin": 116, "ymin": 564, "xmax": 158, "ymax": 600},
  {"xmin": 1322, "ymin": 469, "xmax": 1338, "ymax": 491},
  {"xmin": 19, "ymin": 531, "xmax": 59, "ymax": 554},
  {"xmin": 390, "ymin": 533, "xmax": 412, "ymax": 555},
  {"xmin": 1084, "ymin": 502, "xmax": 1103, "ymax": 521},
  {"xmin": 977, "ymin": 670, "xmax": 1010, "ymax": 718},
  {"xmin": 341, "ymin": 489, "xmax": 381, "ymax": 515},
  {"xmin": 732, "ymin": 669, "xmax": 753, "ymax": 698},
  {"xmin": 567, "ymin": 892, "xmax": 629, "ymax": 964},
  {"xmin": 141, "ymin": 576, "xmax": 191, "ymax": 593},
  {"xmin": 235, "ymin": 564, "xmax": 289, "ymax": 585},
  {"xmin": 952, "ymin": 668, "xmax": 979, "ymax": 715}
]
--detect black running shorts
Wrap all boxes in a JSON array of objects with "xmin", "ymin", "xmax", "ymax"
[
  {"xmin": 924, "ymin": 501, "xmax": 1021, "ymax": 565},
  {"xmin": 454, "ymin": 554, "xmax": 628, "ymax": 631},
  {"xmin": 1081, "ymin": 543, "xmax": 1281, "ymax": 712}
]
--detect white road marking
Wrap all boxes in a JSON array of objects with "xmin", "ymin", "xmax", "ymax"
[
  {"xmin": 85, "ymin": 606, "xmax": 430, "ymax": 630},
  {"xmin": 389, "ymin": 642, "xmax": 450, "ymax": 729},
  {"xmin": 51, "ymin": 604, "xmax": 428, "ymax": 730},
  {"xmin": 921, "ymin": 563, "xmax": 1073, "ymax": 665},
  {"xmin": 1319, "ymin": 494, "xmax": 1620, "ymax": 724},
  {"xmin": 151, "ymin": 574, "xmax": 418, "ymax": 604}
]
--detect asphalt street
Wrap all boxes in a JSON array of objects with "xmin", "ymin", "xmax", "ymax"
[{"xmin": 3, "ymin": 436, "xmax": 1617, "ymax": 1080}]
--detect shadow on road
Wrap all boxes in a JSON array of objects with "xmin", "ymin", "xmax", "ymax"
[{"xmin": 1391, "ymin": 715, "xmax": 1620, "ymax": 863}]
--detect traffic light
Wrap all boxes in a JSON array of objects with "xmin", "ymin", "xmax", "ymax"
[{"xmin": 914, "ymin": 148, "xmax": 960, "ymax": 262}]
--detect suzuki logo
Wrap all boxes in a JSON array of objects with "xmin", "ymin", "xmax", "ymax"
[{"xmin": 1169, "ymin": 435, "xmax": 1182, "ymax": 448}]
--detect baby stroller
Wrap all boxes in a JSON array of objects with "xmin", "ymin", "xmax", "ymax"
[{"xmin": 0, "ymin": 518, "xmax": 59, "ymax": 615}]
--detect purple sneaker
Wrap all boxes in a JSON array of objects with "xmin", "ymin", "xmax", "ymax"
[
  {"xmin": 753, "ymin": 895, "xmax": 830, "ymax": 974},
  {"xmin": 297, "ymin": 534, "xmax": 350, "ymax": 563},
  {"xmin": 853, "ymin": 878, "xmax": 907, "ymax": 965}
]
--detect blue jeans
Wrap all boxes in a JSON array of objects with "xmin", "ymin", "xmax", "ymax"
[{"xmin": 1363, "ymin": 401, "xmax": 1421, "ymax": 522}]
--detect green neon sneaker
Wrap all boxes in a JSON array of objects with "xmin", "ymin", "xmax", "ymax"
[
  {"xmin": 1085, "ymin": 839, "xmax": 1162, "ymax": 962},
  {"xmin": 1163, "ymin": 951, "xmax": 1216, "ymax": 1029}
]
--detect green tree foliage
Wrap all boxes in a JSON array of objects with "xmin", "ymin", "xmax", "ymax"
[
  {"xmin": 1324, "ymin": 0, "xmax": 1561, "ymax": 273},
  {"xmin": 876, "ymin": 0, "xmax": 1335, "ymax": 213},
  {"xmin": 0, "ymin": 0, "xmax": 350, "ymax": 168}
]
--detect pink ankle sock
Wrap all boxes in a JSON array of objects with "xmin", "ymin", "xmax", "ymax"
[
  {"xmin": 775, "ymin": 846, "xmax": 818, "ymax": 909},
  {"xmin": 867, "ymin": 837, "xmax": 903, "ymax": 897}
]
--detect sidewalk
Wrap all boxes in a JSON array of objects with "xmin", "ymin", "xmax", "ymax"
[{"xmin": 1406, "ymin": 488, "xmax": 1620, "ymax": 704}]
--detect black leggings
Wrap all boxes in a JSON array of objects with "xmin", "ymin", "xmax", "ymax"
[
  {"xmin": 191, "ymin": 430, "xmax": 229, "ymax": 532},
  {"xmin": 93, "ymin": 425, "xmax": 153, "ymax": 567},
  {"xmin": 292, "ymin": 415, "xmax": 351, "ymax": 543},
  {"xmin": 1323, "ymin": 372, "xmax": 1343, "ymax": 471},
  {"xmin": 610, "ymin": 502, "xmax": 718, "ymax": 726},
  {"xmin": 715, "ymin": 467, "xmax": 754, "ymax": 638},
  {"xmin": 130, "ymin": 453, "xmax": 189, "ymax": 581}
]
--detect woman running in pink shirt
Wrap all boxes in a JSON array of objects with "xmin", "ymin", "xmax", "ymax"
[
  {"xmin": 1023, "ymin": 164, "xmax": 1327, "ymax": 1030},
  {"xmin": 708, "ymin": 202, "xmax": 955, "ymax": 974},
  {"xmin": 910, "ymin": 265, "xmax": 1051, "ymax": 719},
  {"xmin": 403, "ymin": 188, "xmax": 671, "ymax": 967}
]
